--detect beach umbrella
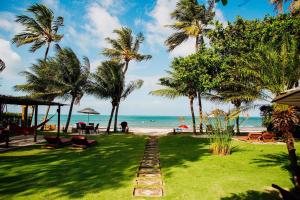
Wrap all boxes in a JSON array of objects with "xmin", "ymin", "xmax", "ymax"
[
  {"xmin": 179, "ymin": 125, "xmax": 189, "ymax": 129},
  {"xmin": 78, "ymin": 108, "xmax": 100, "ymax": 123}
]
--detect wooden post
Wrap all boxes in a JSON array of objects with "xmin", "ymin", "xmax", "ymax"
[
  {"xmin": 24, "ymin": 105, "xmax": 28, "ymax": 127},
  {"xmin": 57, "ymin": 105, "xmax": 61, "ymax": 138},
  {"xmin": 34, "ymin": 105, "xmax": 38, "ymax": 142}
]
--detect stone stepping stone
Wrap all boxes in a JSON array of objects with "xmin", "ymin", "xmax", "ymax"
[
  {"xmin": 133, "ymin": 137, "xmax": 164, "ymax": 197},
  {"xmin": 133, "ymin": 188, "xmax": 163, "ymax": 197},
  {"xmin": 138, "ymin": 172, "xmax": 161, "ymax": 178},
  {"xmin": 136, "ymin": 178, "xmax": 163, "ymax": 186},
  {"xmin": 139, "ymin": 167, "xmax": 160, "ymax": 173}
]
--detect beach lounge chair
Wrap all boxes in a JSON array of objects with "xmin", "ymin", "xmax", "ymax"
[
  {"xmin": 71, "ymin": 135, "xmax": 97, "ymax": 149},
  {"xmin": 44, "ymin": 136, "xmax": 72, "ymax": 148},
  {"xmin": 261, "ymin": 132, "xmax": 275, "ymax": 142},
  {"xmin": 247, "ymin": 132, "xmax": 263, "ymax": 141}
]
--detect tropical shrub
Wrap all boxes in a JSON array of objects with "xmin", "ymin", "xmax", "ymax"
[{"xmin": 206, "ymin": 109, "xmax": 235, "ymax": 155}]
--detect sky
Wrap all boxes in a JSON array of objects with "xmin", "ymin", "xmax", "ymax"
[{"xmin": 0, "ymin": 0, "xmax": 277, "ymax": 116}]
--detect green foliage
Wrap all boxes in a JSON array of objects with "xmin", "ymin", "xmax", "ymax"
[
  {"xmin": 260, "ymin": 105, "xmax": 275, "ymax": 131},
  {"xmin": 102, "ymin": 27, "xmax": 151, "ymax": 74},
  {"xmin": 12, "ymin": 3, "xmax": 63, "ymax": 59},
  {"xmin": 165, "ymin": 0, "xmax": 214, "ymax": 51},
  {"xmin": 205, "ymin": 109, "xmax": 235, "ymax": 155}
]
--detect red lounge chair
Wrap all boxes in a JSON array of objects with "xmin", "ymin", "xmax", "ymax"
[
  {"xmin": 261, "ymin": 132, "xmax": 276, "ymax": 142},
  {"xmin": 71, "ymin": 135, "xmax": 97, "ymax": 149},
  {"xmin": 247, "ymin": 132, "xmax": 263, "ymax": 141},
  {"xmin": 44, "ymin": 136, "xmax": 72, "ymax": 148}
]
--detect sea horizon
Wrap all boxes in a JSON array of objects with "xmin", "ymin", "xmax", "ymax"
[{"xmin": 38, "ymin": 114, "xmax": 263, "ymax": 129}]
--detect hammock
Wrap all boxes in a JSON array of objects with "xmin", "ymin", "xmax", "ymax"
[{"xmin": 10, "ymin": 114, "xmax": 56, "ymax": 135}]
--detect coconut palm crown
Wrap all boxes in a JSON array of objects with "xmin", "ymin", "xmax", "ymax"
[
  {"xmin": 102, "ymin": 27, "xmax": 152, "ymax": 74},
  {"xmin": 12, "ymin": 3, "xmax": 63, "ymax": 60}
]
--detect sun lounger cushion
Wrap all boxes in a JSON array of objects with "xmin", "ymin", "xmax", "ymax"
[
  {"xmin": 44, "ymin": 136, "xmax": 71, "ymax": 148},
  {"xmin": 71, "ymin": 135, "xmax": 97, "ymax": 148}
]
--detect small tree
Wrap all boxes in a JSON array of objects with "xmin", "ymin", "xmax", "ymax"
[{"xmin": 272, "ymin": 105, "xmax": 300, "ymax": 189}]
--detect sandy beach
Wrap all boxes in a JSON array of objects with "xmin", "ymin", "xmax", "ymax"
[{"xmin": 130, "ymin": 126, "xmax": 266, "ymax": 136}]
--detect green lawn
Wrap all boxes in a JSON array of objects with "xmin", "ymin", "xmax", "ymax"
[
  {"xmin": 159, "ymin": 135, "xmax": 299, "ymax": 200},
  {"xmin": 0, "ymin": 134, "xmax": 299, "ymax": 200}
]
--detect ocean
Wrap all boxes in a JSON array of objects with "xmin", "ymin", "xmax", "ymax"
[{"xmin": 39, "ymin": 114, "xmax": 263, "ymax": 129}]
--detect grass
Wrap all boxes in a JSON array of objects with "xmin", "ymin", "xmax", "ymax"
[
  {"xmin": 0, "ymin": 134, "xmax": 299, "ymax": 200},
  {"xmin": 159, "ymin": 135, "xmax": 300, "ymax": 200},
  {"xmin": 0, "ymin": 134, "xmax": 146, "ymax": 200}
]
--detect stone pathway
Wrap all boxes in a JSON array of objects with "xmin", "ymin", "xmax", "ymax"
[{"xmin": 133, "ymin": 136, "xmax": 164, "ymax": 197}]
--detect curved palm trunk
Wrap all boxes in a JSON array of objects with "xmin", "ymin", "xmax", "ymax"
[
  {"xmin": 197, "ymin": 92, "xmax": 203, "ymax": 134},
  {"xmin": 233, "ymin": 100, "xmax": 241, "ymax": 134},
  {"xmin": 41, "ymin": 105, "xmax": 51, "ymax": 131},
  {"xmin": 189, "ymin": 96, "xmax": 196, "ymax": 134},
  {"xmin": 107, "ymin": 104, "xmax": 116, "ymax": 134},
  {"xmin": 44, "ymin": 42, "xmax": 51, "ymax": 61},
  {"xmin": 285, "ymin": 131, "xmax": 300, "ymax": 189},
  {"xmin": 113, "ymin": 104, "xmax": 120, "ymax": 132},
  {"xmin": 64, "ymin": 96, "xmax": 75, "ymax": 133},
  {"xmin": 123, "ymin": 61, "xmax": 129, "ymax": 75}
]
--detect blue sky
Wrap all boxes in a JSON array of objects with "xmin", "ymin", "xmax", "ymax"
[{"xmin": 0, "ymin": 0, "xmax": 276, "ymax": 116}]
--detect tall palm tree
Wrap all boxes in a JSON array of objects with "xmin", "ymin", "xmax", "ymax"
[
  {"xmin": 150, "ymin": 76, "xmax": 198, "ymax": 134},
  {"xmin": 51, "ymin": 45, "xmax": 90, "ymax": 133},
  {"xmin": 102, "ymin": 27, "xmax": 151, "ymax": 130},
  {"xmin": 88, "ymin": 61, "xmax": 143, "ymax": 133},
  {"xmin": 12, "ymin": 3, "xmax": 63, "ymax": 61},
  {"xmin": 102, "ymin": 27, "xmax": 152, "ymax": 75},
  {"xmin": 165, "ymin": 0, "xmax": 214, "ymax": 133}
]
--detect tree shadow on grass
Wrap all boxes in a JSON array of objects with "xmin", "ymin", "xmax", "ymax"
[
  {"xmin": 220, "ymin": 190, "xmax": 281, "ymax": 200},
  {"xmin": 0, "ymin": 135, "xmax": 145, "ymax": 199},
  {"xmin": 158, "ymin": 135, "xmax": 211, "ymax": 177}
]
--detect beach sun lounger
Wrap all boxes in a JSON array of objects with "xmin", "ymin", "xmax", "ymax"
[
  {"xmin": 44, "ymin": 136, "xmax": 72, "ymax": 148},
  {"xmin": 71, "ymin": 135, "xmax": 97, "ymax": 149}
]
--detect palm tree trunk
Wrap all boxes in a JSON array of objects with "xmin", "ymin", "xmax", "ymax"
[
  {"xmin": 41, "ymin": 105, "xmax": 51, "ymax": 131},
  {"xmin": 197, "ymin": 92, "xmax": 203, "ymax": 134},
  {"xmin": 123, "ymin": 61, "xmax": 129, "ymax": 74},
  {"xmin": 189, "ymin": 96, "xmax": 196, "ymax": 134},
  {"xmin": 195, "ymin": 36, "xmax": 199, "ymax": 52},
  {"xmin": 29, "ymin": 106, "xmax": 35, "ymax": 126},
  {"xmin": 114, "ymin": 104, "xmax": 120, "ymax": 132},
  {"xmin": 236, "ymin": 115, "xmax": 240, "ymax": 134},
  {"xmin": 285, "ymin": 132, "xmax": 300, "ymax": 189},
  {"xmin": 107, "ymin": 104, "xmax": 116, "ymax": 133},
  {"xmin": 44, "ymin": 42, "xmax": 50, "ymax": 61},
  {"xmin": 64, "ymin": 96, "xmax": 75, "ymax": 133}
]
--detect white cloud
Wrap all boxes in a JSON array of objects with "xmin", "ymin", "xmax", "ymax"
[
  {"xmin": 42, "ymin": 0, "xmax": 59, "ymax": 10},
  {"xmin": 145, "ymin": 0, "xmax": 176, "ymax": 50},
  {"xmin": 214, "ymin": 8, "xmax": 228, "ymax": 26},
  {"xmin": 0, "ymin": 12, "xmax": 24, "ymax": 35},
  {"xmin": 67, "ymin": 2, "xmax": 122, "ymax": 52},
  {"xmin": 0, "ymin": 38, "xmax": 22, "ymax": 77}
]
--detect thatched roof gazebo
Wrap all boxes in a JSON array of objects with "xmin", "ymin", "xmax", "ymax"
[{"xmin": 0, "ymin": 95, "xmax": 65, "ymax": 147}]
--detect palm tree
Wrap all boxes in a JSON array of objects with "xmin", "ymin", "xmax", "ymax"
[
  {"xmin": 51, "ymin": 45, "xmax": 90, "ymax": 133},
  {"xmin": 102, "ymin": 27, "xmax": 151, "ymax": 130},
  {"xmin": 242, "ymin": 39, "xmax": 300, "ymax": 95},
  {"xmin": 102, "ymin": 27, "xmax": 152, "ymax": 75},
  {"xmin": 12, "ymin": 3, "xmax": 63, "ymax": 61},
  {"xmin": 88, "ymin": 61, "xmax": 143, "ymax": 133},
  {"xmin": 165, "ymin": 0, "xmax": 214, "ymax": 133},
  {"xmin": 150, "ymin": 76, "xmax": 198, "ymax": 134},
  {"xmin": 272, "ymin": 106, "xmax": 300, "ymax": 189},
  {"xmin": 215, "ymin": 0, "xmax": 228, "ymax": 5}
]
